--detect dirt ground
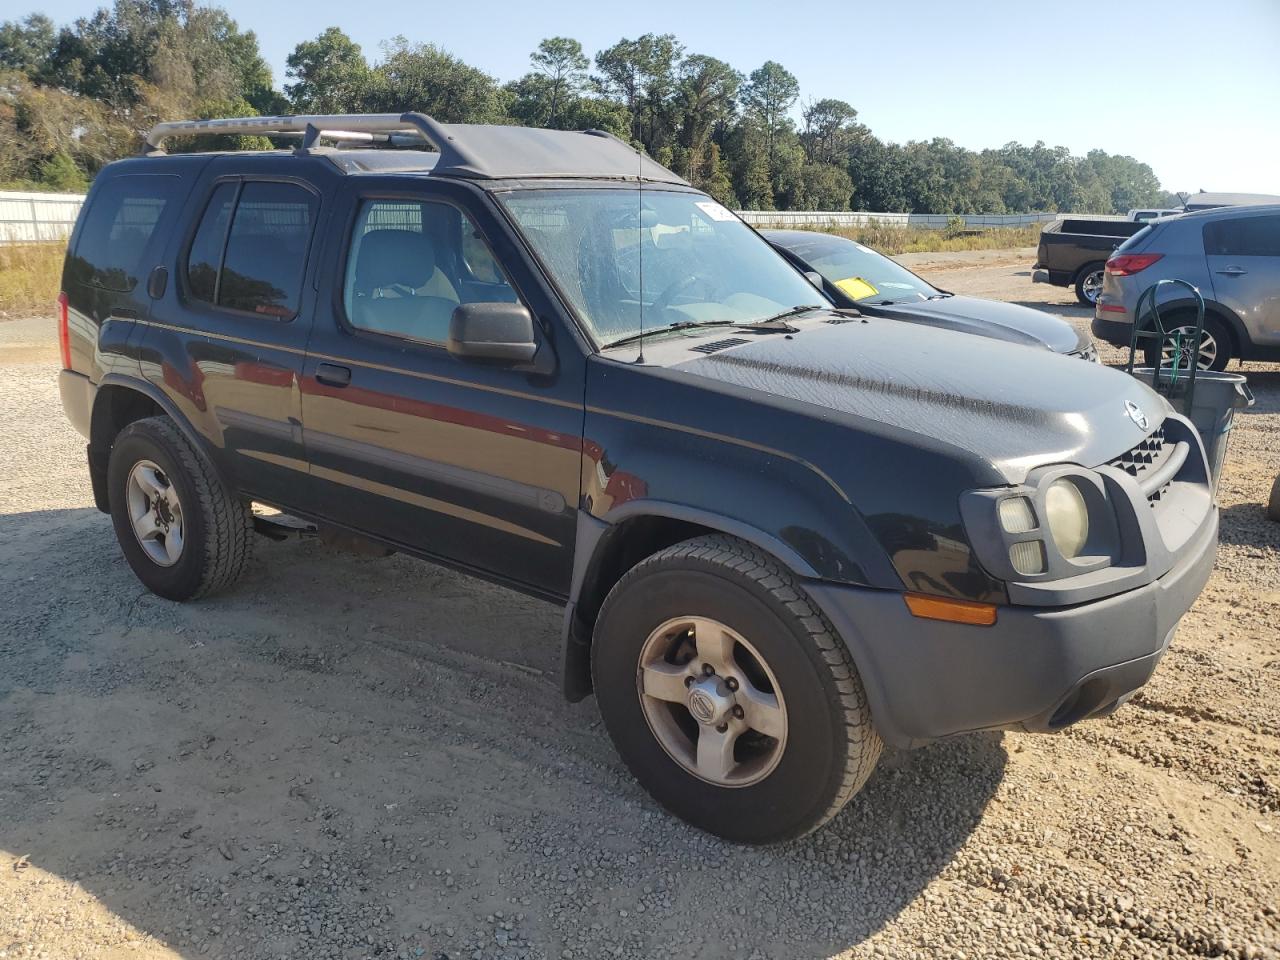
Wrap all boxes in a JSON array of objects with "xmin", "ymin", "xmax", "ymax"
[{"xmin": 1, "ymin": 250, "xmax": 1277, "ymax": 960}]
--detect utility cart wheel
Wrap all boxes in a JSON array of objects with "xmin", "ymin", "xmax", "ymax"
[{"xmin": 592, "ymin": 535, "xmax": 881, "ymax": 844}]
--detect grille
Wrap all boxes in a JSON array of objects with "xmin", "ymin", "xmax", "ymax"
[
  {"xmin": 690, "ymin": 337, "xmax": 750, "ymax": 354},
  {"xmin": 1106, "ymin": 426, "xmax": 1172, "ymax": 507}
]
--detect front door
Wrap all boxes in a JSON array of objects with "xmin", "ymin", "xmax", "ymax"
[{"xmin": 301, "ymin": 181, "xmax": 585, "ymax": 598}]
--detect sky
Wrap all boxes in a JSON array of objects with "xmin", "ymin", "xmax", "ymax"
[{"xmin": 29, "ymin": 0, "xmax": 1280, "ymax": 195}]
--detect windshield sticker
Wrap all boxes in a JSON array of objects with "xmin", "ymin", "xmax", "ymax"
[
  {"xmin": 694, "ymin": 200, "xmax": 738, "ymax": 222},
  {"xmin": 835, "ymin": 276, "xmax": 878, "ymax": 300}
]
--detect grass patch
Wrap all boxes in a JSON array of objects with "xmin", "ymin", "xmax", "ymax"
[
  {"xmin": 0, "ymin": 242, "xmax": 65, "ymax": 318},
  {"xmin": 803, "ymin": 222, "xmax": 1043, "ymax": 256}
]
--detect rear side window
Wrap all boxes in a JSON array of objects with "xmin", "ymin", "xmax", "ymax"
[
  {"xmin": 185, "ymin": 181, "xmax": 318, "ymax": 319},
  {"xmin": 70, "ymin": 174, "xmax": 182, "ymax": 292},
  {"xmin": 1203, "ymin": 215, "xmax": 1280, "ymax": 257}
]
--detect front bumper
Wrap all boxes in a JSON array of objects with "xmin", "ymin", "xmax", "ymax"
[{"xmin": 806, "ymin": 507, "xmax": 1218, "ymax": 748}]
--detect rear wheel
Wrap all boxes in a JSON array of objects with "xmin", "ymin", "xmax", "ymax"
[
  {"xmin": 1074, "ymin": 263, "xmax": 1106, "ymax": 306},
  {"xmin": 591, "ymin": 535, "xmax": 881, "ymax": 843},
  {"xmin": 1141, "ymin": 313, "xmax": 1232, "ymax": 372},
  {"xmin": 107, "ymin": 417, "xmax": 253, "ymax": 600}
]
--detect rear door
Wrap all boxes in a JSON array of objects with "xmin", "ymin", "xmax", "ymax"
[
  {"xmin": 62, "ymin": 169, "xmax": 189, "ymax": 377},
  {"xmin": 140, "ymin": 160, "xmax": 333, "ymax": 511},
  {"xmin": 301, "ymin": 179, "xmax": 585, "ymax": 598},
  {"xmin": 1203, "ymin": 213, "xmax": 1280, "ymax": 347}
]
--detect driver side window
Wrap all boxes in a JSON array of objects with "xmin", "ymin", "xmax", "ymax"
[{"xmin": 343, "ymin": 200, "xmax": 519, "ymax": 344}]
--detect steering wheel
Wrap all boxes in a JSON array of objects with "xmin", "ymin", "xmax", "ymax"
[{"xmin": 652, "ymin": 273, "xmax": 717, "ymax": 319}]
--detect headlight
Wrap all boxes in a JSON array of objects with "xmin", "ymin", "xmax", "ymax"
[{"xmin": 1044, "ymin": 479, "xmax": 1089, "ymax": 558}]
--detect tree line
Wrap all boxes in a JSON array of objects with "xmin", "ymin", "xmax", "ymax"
[{"xmin": 0, "ymin": 1, "xmax": 1172, "ymax": 213}]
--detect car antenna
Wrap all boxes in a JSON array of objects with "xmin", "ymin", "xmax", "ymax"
[{"xmin": 635, "ymin": 142, "xmax": 646, "ymax": 364}]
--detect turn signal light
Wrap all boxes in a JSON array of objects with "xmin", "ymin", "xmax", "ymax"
[
  {"xmin": 1105, "ymin": 253, "xmax": 1163, "ymax": 276},
  {"xmin": 904, "ymin": 593, "xmax": 998, "ymax": 626},
  {"xmin": 57, "ymin": 291, "xmax": 71, "ymax": 369}
]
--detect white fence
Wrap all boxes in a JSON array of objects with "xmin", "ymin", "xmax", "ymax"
[
  {"xmin": 0, "ymin": 191, "xmax": 87, "ymax": 243},
  {"xmin": 735, "ymin": 211, "xmax": 1060, "ymax": 229},
  {"xmin": 0, "ymin": 189, "xmax": 1063, "ymax": 244}
]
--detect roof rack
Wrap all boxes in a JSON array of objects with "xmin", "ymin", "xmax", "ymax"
[
  {"xmin": 144, "ymin": 112, "xmax": 457, "ymax": 154},
  {"xmin": 141, "ymin": 112, "xmax": 689, "ymax": 185}
]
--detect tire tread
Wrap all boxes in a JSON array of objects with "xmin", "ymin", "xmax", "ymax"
[{"xmin": 602, "ymin": 534, "xmax": 882, "ymax": 839}]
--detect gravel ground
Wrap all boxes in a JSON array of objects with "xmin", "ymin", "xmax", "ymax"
[{"xmin": 1, "ymin": 250, "xmax": 1277, "ymax": 960}]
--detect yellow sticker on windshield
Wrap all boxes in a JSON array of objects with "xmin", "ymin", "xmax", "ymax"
[{"xmin": 835, "ymin": 276, "xmax": 878, "ymax": 300}]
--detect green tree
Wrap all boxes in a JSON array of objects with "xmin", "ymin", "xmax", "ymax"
[
  {"xmin": 0, "ymin": 13, "xmax": 56, "ymax": 74},
  {"xmin": 367, "ymin": 37, "xmax": 509, "ymax": 123},
  {"xmin": 529, "ymin": 37, "xmax": 589, "ymax": 127},
  {"xmin": 673, "ymin": 54, "xmax": 740, "ymax": 190},
  {"xmin": 285, "ymin": 27, "xmax": 371, "ymax": 113},
  {"xmin": 800, "ymin": 98, "xmax": 859, "ymax": 166},
  {"xmin": 38, "ymin": 150, "xmax": 90, "ymax": 191},
  {"xmin": 741, "ymin": 61, "xmax": 799, "ymax": 194},
  {"xmin": 593, "ymin": 33, "xmax": 682, "ymax": 149}
]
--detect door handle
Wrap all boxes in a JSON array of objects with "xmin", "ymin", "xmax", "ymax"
[
  {"xmin": 315, "ymin": 362, "xmax": 352, "ymax": 387},
  {"xmin": 1216, "ymin": 266, "xmax": 1247, "ymax": 276}
]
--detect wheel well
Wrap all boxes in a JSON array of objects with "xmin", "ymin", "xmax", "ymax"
[
  {"xmin": 87, "ymin": 386, "xmax": 164, "ymax": 512},
  {"xmin": 563, "ymin": 515, "xmax": 719, "ymax": 700},
  {"xmin": 1073, "ymin": 261, "xmax": 1106, "ymax": 282}
]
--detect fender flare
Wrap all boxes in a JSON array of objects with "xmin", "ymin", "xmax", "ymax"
[
  {"xmin": 93, "ymin": 373, "xmax": 231, "ymax": 485},
  {"xmin": 560, "ymin": 500, "xmax": 833, "ymax": 702}
]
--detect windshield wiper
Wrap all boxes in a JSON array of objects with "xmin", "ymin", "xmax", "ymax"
[
  {"xmin": 747, "ymin": 304, "xmax": 824, "ymax": 328},
  {"xmin": 603, "ymin": 320, "xmax": 737, "ymax": 350},
  {"xmin": 602, "ymin": 304, "xmax": 824, "ymax": 350}
]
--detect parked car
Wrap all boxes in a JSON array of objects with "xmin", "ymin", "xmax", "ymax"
[
  {"xmin": 1034, "ymin": 217, "xmax": 1148, "ymax": 305},
  {"xmin": 765, "ymin": 229, "xmax": 1098, "ymax": 360},
  {"xmin": 58, "ymin": 113, "xmax": 1219, "ymax": 843},
  {"xmin": 1093, "ymin": 204, "xmax": 1280, "ymax": 370}
]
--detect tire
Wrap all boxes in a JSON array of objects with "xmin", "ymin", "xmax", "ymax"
[
  {"xmin": 1141, "ymin": 312, "xmax": 1232, "ymax": 372},
  {"xmin": 1074, "ymin": 263, "xmax": 1106, "ymax": 306},
  {"xmin": 591, "ymin": 534, "xmax": 881, "ymax": 843},
  {"xmin": 107, "ymin": 416, "xmax": 253, "ymax": 601},
  {"xmin": 1267, "ymin": 474, "xmax": 1280, "ymax": 523}
]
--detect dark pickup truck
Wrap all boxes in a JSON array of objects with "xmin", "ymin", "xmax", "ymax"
[{"xmin": 1034, "ymin": 218, "xmax": 1148, "ymax": 305}]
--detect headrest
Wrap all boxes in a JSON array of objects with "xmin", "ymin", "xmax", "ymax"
[{"xmin": 354, "ymin": 229, "xmax": 436, "ymax": 290}]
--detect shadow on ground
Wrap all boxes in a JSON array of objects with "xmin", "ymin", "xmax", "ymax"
[{"xmin": 0, "ymin": 507, "xmax": 1005, "ymax": 959}]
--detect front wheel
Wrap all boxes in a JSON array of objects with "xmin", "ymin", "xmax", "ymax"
[
  {"xmin": 1074, "ymin": 264, "xmax": 1106, "ymax": 306},
  {"xmin": 592, "ymin": 535, "xmax": 881, "ymax": 843}
]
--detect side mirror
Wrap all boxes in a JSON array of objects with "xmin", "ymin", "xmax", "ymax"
[
  {"xmin": 804, "ymin": 270, "xmax": 824, "ymax": 289},
  {"xmin": 448, "ymin": 302, "xmax": 538, "ymax": 363}
]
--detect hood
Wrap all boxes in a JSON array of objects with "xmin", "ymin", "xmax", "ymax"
[
  {"xmin": 869, "ymin": 295, "xmax": 1085, "ymax": 354},
  {"xmin": 672, "ymin": 314, "xmax": 1163, "ymax": 484}
]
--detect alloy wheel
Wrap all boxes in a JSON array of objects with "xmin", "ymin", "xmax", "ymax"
[
  {"xmin": 125, "ymin": 459, "xmax": 185, "ymax": 566},
  {"xmin": 636, "ymin": 616, "xmax": 788, "ymax": 787}
]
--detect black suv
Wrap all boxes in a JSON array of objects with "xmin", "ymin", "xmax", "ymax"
[{"xmin": 58, "ymin": 113, "xmax": 1219, "ymax": 843}]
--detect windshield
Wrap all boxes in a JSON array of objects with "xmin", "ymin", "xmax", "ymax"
[
  {"xmin": 772, "ymin": 232, "xmax": 939, "ymax": 304},
  {"xmin": 499, "ymin": 189, "xmax": 827, "ymax": 345}
]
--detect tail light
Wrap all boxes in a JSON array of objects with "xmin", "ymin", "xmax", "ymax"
[
  {"xmin": 57, "ymin": 291, "xmax": 71, "ymax": 369},
  {"xmin": 1106, "ymin": 253, "xmax": 1163, "ymax": 276}
]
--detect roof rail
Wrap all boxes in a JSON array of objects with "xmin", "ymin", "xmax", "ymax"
[
  {"xmin": 143, "ymin": 112, "xmax": 478, "ymax": 164},
  {"xmin": 141, "ymin": 112, "xmax": 689, "ymax": 185}
]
